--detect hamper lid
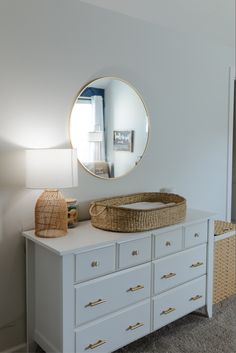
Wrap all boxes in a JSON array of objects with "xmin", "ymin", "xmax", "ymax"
[{"xmin": 214, "ymin": 220, "xmax": 236, "ymax": 236}]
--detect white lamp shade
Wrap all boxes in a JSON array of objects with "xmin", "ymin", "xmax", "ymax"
[{"xmin": 25, "ymin": 149, "xmax": 78, "ymax": 189}]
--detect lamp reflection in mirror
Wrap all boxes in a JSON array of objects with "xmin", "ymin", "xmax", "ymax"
[
  {"xmin": 25, "ymin": 149, "xmax": 78, "ymax": 238},
  {"xmin": 88, "ymin": 131, "xmax": 103, "ymax": 142}
]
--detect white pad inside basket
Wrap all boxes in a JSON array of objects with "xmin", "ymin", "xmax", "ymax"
[{"xmin": 120, "ymin": 201, "xmax": 176, "ymax": 210}]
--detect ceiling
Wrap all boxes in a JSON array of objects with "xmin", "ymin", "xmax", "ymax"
[{"xmin": 81, "ymin": 0, "xmax": 235, "ymax": 47}]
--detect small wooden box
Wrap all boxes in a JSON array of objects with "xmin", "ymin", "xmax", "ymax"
[{"xmin": 213, "ymin": 221, "xmax": 236, "ymax": 304}]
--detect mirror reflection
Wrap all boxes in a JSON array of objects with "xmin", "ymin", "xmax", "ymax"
[{"xmin": 70, "ymin": 77, "xmax": 149, "ymax": 179}]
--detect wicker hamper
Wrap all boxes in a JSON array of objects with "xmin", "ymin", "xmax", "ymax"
[{"xmin": 213, "ymin": 220, "xmax": 236, "ymax": 304}]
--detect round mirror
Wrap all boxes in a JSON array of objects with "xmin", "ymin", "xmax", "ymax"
[{"xmin": 70, "ymin": 77, "xmax": 149, "ymax": 179}]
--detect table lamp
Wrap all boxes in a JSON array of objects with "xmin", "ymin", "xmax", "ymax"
[{"xmin": 25, "ymin": 149, "xmax": 78, "ymax": 238}]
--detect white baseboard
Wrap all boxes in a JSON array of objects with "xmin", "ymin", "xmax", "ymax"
[{"xmin": 0, "ymin": 343, "xmax": 26, "ymax": 353}]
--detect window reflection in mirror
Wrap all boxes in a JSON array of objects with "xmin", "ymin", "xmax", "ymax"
[{"xmin": 70, "ymin": 77, "xmax": 149, "ymax": 179}]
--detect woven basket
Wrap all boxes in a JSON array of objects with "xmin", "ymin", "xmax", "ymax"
[
  {"xmin": 89, "ymin": 192, "xmax": 186, "ymax": 232},
  {"xmin": 213, "ymin": 220, "xmax": 236, "ymax": 304}
]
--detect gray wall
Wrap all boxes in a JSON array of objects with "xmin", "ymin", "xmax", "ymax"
[{"xmin": 0, "ymin": 0, "xmax": 234, "ymax": 350}]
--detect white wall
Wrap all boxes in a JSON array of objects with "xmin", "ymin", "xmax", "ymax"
[{"xmin": 0, "ymin": 0, "xmax": 234, "ymax": 350}]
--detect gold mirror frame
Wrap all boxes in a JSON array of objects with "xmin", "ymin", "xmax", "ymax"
[{"xmin": 69, "ymin": 77, "xmax": 150, "ymax": 180}]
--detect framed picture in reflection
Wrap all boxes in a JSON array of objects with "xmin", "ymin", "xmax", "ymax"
[{"xmin": 113, "ymin": 130, "xmax": 134, "ymax": 152}]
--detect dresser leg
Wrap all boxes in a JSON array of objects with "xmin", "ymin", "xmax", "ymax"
[
  {"xmin": 198, "ymin": 305, "xmax": 212, "ymax": 318},
  {"xmin": 26, "ymin": 240, "xmax": 36, "ymax": 353},
  {"xmin": 191, "ymin": 305, "xmax": 212, "ymax": 318},
  {"xmin": 206, "ymin": 304, "xmax": 213, "ymax": 318}
]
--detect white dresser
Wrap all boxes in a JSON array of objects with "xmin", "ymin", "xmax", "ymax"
[{"xmin": 23, "ymin": 209, "xmax": 215, "ymax": 353}]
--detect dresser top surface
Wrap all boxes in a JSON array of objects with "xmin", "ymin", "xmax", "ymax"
[{"xmin": 22, "ymin": 209, "xmax": 215, "ymax": 255}]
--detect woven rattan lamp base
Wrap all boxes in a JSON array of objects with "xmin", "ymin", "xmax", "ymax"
[{"xmin": 35, "ymin": 189, "xmax": 68, "ymax": 238}]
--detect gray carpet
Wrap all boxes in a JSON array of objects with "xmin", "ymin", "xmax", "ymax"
[
  {"xmin": 115, "ymin": 296, "xmax": 236, "ymax": 353},
  {"xmin": 36, "ymin": 296, "xmax": 236, "ymax": 353}
]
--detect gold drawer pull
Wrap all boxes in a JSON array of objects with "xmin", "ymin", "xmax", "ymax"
[
  {"xmin": 165, "ymin": 241, "xmax": 171, "ymax": 246},
  {"xmin": 190, "ymin": 295, "xmax": 203, "ymax": 301},
  {"xmin": 132, "ymin": 250, "xmax": 139, "ymax": 256},
  {"xmin": 86, "ymin": 339, "xmax": 107, "ymax": 350},
  {"xmin": 127, "ymin": 322, "xmax": 144, "ymax": 331},
  {"xmin": 85, "ymin": 298, "xmax": 106, "ymax": 307},
  {"xmin": 91, "ymin": 261, "xmax": 100, "ymax": 268},
  {"xmin": 161, "ymin": 272, "xmax": 176, "ymax": 279},
  {"xmin": 190, "ymin": 261, "xmax": 203, "ymax": 268},
  {"xmin": 194, "ymin": 233, "xmax": 200, "ymax": 238},
  {"xmin": 127, "ymin": 284, "xmax": 144, "ymax": 292},
  {"xmin": 161, "ymin": 307, "xmax": 176, "ymax": 315}
]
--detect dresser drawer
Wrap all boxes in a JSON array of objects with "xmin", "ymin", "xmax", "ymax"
[
  {"xmin": 76, "ymin": 300, "xmax": 150, "ymax": 353},
  {"xmin": 184, "ymin": 221, "xmax": 208, "ymax": 248},
  {"xmin": 153, "ymin": 244, "xmax": 207, "ymax": 294},
  {"xmin": 118, "ymin": 237, "xmax": 151, "ymax": 269},
  {"xmin": 153, "ymin": 276, "xmax": 206, "ymax": 330},
  {"xmin": 75, "ymin": 245, "xmax": 115, "ymax": 283},
  {"xmin": 75, "ymin": 263, "xmax": 151, "ymax": 326},
  {"xmin": 154, "ymin": 228, "xmax": 183, "ymax": 258}
]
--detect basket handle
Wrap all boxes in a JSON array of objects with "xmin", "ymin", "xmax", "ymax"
[{"xmin": 89, "ymin": 203, "xmax": 107, "ymax": 217}]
